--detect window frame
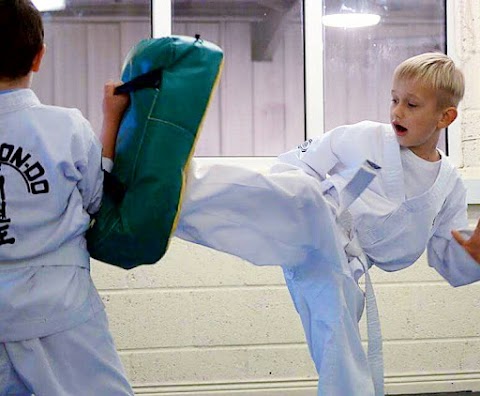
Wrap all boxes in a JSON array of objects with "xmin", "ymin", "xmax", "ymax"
[
  {"xmin": 445, "ymin": 0, "xmax": 461, "ymax": 167},
  {"xmin": 152, "ymin": 0, "xmax": 171, "ymax": 38},
  {"xmin": 445, "ymin": 0, "xmax": 480, "ymax": 203},
  {"xmin": 151, "ymin": 0, "xmax": 306, "ymax": 169},
  {"xmin": 153, "ymin": 0, "xmax": 480, "ymax": 202}
]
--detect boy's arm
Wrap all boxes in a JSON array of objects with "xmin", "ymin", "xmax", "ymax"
[
  {"xmin": 277, "ymin": 128, "xmax": 339, "ymax": 179},
  {"xmin": 100, "ymin": 81, "xmax": 129, "ymax": 160},
  {"xmin": 427, "ymin": 180, "xmax": 480, "ymax": 286},
  {"xmin": 176, "ymin": 160, "xmax": 336, "ymax": 268},
  {"xmin": 78, "ymin": 82, "xmax": 129, "ymax": 215},
  {"xmin": 97, "ymin": 81, "xmax": 130, "ymax": 206},
  {"xmin": 75, "ymin": 118, "xmax": 104, "ymax": 215},
  {"xmin": 277, "ymin": 121, "xmax": 380, "ymax": 180}
]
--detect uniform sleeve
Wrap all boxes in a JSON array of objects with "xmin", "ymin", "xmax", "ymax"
[
  {"xmin": 75, "ymin": 117, "xmax": 104, "ymax": 215},
  {"xmin": 277, "ymin": 128, "xmax": 339, "ymax": 180},
  {"xmin": 427, "ymin": 178, "xmax": 480, "ymax": 286},
  {"xmin": 277, "ymin": 123, "xmax": 373, "ymax": 180},
  {"xmin": 176, "ymin": 160, "xmax": 338, "ymax": 268}
]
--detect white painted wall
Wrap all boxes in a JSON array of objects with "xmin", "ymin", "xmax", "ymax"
[
  {"xmin": 34, "ymin": 2, "xmax": 480, "ymax": 394},
  {"xmin": 456, "ymin": 2, "xmax": 480, "ymax": 170}
]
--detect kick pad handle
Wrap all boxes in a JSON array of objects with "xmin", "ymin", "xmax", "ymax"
[{"xmin": 114, "ymin": 67, "xmax": 163, "ymax": 94}]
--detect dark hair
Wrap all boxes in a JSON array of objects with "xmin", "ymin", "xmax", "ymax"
[{"xmin": 0, "ymin": 0, "xmax": 44, "ymax": 80}]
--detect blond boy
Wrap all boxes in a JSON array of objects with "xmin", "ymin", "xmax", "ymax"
[{"xmin": 174, "ymin": 52, "xmax": 480, "ymax": 395}]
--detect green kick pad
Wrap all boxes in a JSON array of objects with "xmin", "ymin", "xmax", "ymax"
[{"xmin": 87, "ymin": 35, "xmax": 223, "ymax": 269}]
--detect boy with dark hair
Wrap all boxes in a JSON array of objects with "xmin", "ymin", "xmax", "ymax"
[{"xmin": 0, "ymin": 0, "xmax": 133, "ymax": 394}]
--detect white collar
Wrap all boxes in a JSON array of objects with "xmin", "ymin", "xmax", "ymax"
[
  {"xmin": 0, "ymin": 89, "xmax": 40, "ymax": 115},
  {"xmin": 381, "ymin": 125, "xmax": 455, "ymax": 210}
]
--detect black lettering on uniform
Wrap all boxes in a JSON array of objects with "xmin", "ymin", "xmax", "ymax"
[
  {"xmin": 10, "ymin": 147, "xmax": 31, "ymax": 168},
  {"xmin": 31, "ymin": 180, "xmax": 49, "ymax": 194},
  {"xmin": 0, "ymin": 144, "xmax": 14, "ymax": 162},
  {"xmin": 0, "ymin": 224, "xmax": 15, "ymax": 245},
  {"xmin": 25, "ymin": 162, "xmax": 45, "ymax": 181}
]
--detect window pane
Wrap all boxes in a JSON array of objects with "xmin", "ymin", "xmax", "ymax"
[
  {"xmin": 323, "ymin": 0, "xmax": 446, "ymax": 141},
  {"xmin": 32, "ymin": 1, "xmax": 151, "ymax": 135},
  {"xmin": 172, "ymin": 0, "xmax": 305, "ymax": 157}
]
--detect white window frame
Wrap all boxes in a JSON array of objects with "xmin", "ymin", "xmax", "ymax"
[
  {"xmin": 445, "ymin": 0, "xmax": 480, "ymax": 203},
  {"xmin": 153, "ymin": 0, "xmax": 480, "ymax": 201},
  {"xmin": 445, "ymin": 0, "xmax": 461, "ymax": 167},
  {"xmin": 152, "ymin": 0, "xmax": 171, "ymax": 38},
  {"xmin": 152, "ymin": 0, "xmax": 284, "ymax": 170},
  {"xmin": 303, "ymin": 0, "xmax": 323, "ymax": 140}
]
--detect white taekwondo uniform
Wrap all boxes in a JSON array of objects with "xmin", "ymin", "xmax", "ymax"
[
  {"xmin": 177, "ymin": 120, "xmax": 480, "ymax": 396},
  {"xmin": 0, "ymin": 89, "xmax": 133, "ymax": 396}
]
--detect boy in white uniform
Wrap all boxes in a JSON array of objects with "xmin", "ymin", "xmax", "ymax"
[
  {"xmin": 173, "ymin": 52, "xmax": 480, "ymax": 395},
  {"xmin": 0, "ymin": 1, "xmax": 133, "ymax": 394}
]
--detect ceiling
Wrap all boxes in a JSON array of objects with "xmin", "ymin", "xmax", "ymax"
[{"xmin": 46, "ymin": 0, "xmax": 445, "ymax": 21}]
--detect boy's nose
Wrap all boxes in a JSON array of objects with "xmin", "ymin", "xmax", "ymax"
[{"xmin": 391, "ymin": 105, "xmax": 404, "ymax": 119}]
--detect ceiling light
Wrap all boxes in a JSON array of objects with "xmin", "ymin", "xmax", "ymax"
[
  {"xmin": 31, "ymin": 0, "xmax": 66, "ymax": 12},
  {"xmin": 322, "ymin": 13, "xmax": 380, "ymax": 28},
  {"xmin": 323, "ymin": 0, "xmax": 381, "ymax": 28}
]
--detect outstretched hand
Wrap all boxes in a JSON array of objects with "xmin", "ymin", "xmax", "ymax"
[{"xmin": 452, "ymin": 218, "xmax": 480, "ymax": 264}]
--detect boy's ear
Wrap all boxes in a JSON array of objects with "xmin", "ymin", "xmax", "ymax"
[
  {"xmin": 438, "ymin": 107, "xmax": 458, "ymax": 129},
  {"xmin": 31, "ymin": 44, "xmax": 46, "ymax": 73}
]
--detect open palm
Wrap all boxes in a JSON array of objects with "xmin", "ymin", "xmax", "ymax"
[{"xmin": 452, "ymin": 219, "xmax": 480, "ymax": 264}]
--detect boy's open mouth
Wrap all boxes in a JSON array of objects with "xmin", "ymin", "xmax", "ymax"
[{"xmin": 393, "ymin": 123, "xmax": 408, "ymax": 135}]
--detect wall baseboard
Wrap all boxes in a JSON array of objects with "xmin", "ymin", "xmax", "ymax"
[
  {"xmin": 386, "ymin": 372, "xmax": 480, "ymax": 394},
  {"xmin": 133, "ymin": 380, "xmax": 318, "ymax": 396},
  {"xmin": 132, "ymin": 374, "xmax": 480, "ymax": 395}
]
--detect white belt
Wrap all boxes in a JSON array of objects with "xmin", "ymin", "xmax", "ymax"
[{"xmin": 336, "ymin": 161, "xmax": 385, "ymax": 396}]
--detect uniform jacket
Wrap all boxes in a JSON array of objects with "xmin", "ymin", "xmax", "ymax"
[
  {"xmin": 278, "ymin": 120, "xmax": 480, "ymax": 286},
  {"xmin": 178, "ymin": 120, "xmax": 480, "ymax": 286},
  {"xmin": 0, "ymin": 89, "xmax": 104, "ymax": 342},
  {"xmin": 0, "ymin": 89, "xmax": 103, "ymax": 269}
]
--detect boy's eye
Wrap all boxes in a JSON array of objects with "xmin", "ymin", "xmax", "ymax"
[
  {"xmin": 408, "ymin": 103, "xmax": 417, "ymax": 108},
  {"xmin": 391, "ymin": 98, "xmax": 398, "ymax": 104}
]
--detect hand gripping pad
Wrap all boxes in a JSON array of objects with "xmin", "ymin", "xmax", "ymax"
[{"xmin": 87, "ymin": 36, "xmax": 223, "ymax": 269}]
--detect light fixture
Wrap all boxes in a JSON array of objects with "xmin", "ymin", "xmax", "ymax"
[
  {"xmin": 322, "ymin": 0, "xmax": 381, "ymax": 28},
  {"xmin": 31, "ymin": 0, "xmax": 66, "ymax": 12}
]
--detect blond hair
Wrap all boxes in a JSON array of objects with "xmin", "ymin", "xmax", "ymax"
[{"xmin": 394, "ymin": 52, "xmax": 465, "ymax": 108}]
